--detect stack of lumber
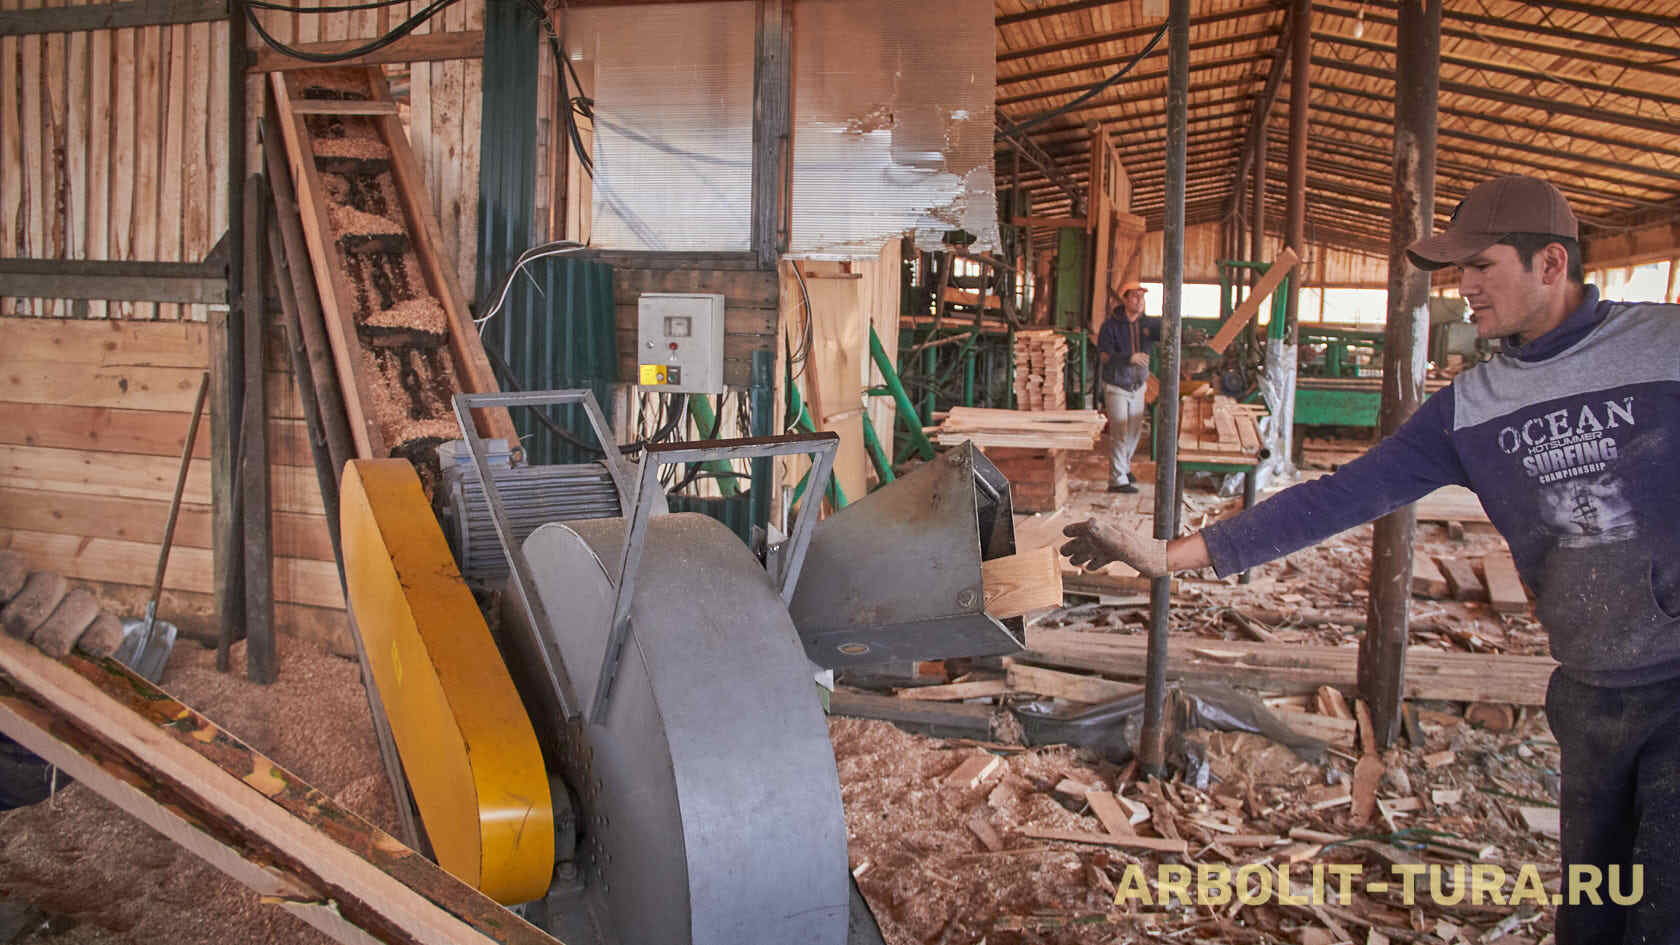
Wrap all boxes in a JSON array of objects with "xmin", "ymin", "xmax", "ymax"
[
  {"xmin": 1012, "ymin": 330, "xmax": 1066, "ymax": 410},
  {"xmin": 934, "ymin": 407, "xmax": 1104, "ymax": 450},
  {"xmin": 1176, "ymin": 394, "xmax": 1266, "ymax": 464}
]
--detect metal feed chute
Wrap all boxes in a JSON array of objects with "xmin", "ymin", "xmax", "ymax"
[{"xmin": 790, "ymin": 441, "xmax": 1026, "ymax": 668}]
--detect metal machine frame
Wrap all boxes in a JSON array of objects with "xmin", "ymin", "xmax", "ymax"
[{"xmin": 451, "ymin": 391, "xmax": 837, "ymax": 724}]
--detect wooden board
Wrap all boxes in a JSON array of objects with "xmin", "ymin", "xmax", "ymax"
[
  {"xmin": 1018, "ymin": 826, "xmax": 1187, "ymax": 854},
  {"xmin": 793, "ymin": 259, "xmax": 870, "ymax": 501},
  {"xmin": 1207, "ymin": 246, "xmax": 1301, "ymax": 355},
  {"xmin": 1023, "ymin": 627, "xmax": 1558, "ymax": 705},
  {"xmin": 1411, "ymin": 552, "xmax": 1448, "ymax": 598},
  {"xmin": 0, "ymin": 444, "xmax": 325, "ymax": 516},
  {"xmin": 896, "ymin": 679, "xmax": 1008, "ymax": 702},
  {"xmin": 827, "ymin": 688, "xmax": 992, "ymax": 739},
  {"xmin": 0, "ymin": 486, "xmax": 335, "ymax": 563},
  {"xmin": 1434, "ymin": 556, "xmax": 1488, "ymax": 603},
  {"xmin": 1481, "ymin": 553, "xmax": 1529, "ymax": 614},
  {"xmin": 1, "ymin": 527, "xmax": 344, "ymax": 610},
  {"xmin": 981, "ymin": 546, "xmax": 1063, "ymax": 618},
  {"xmin": 1005, "ymin": 662, "xmax": 1140, "ymax": 704},
  {"xmin": 1, "ymin": 315, "xmax": 208, "ymax": 366},
  {"xmin": 0, "ymin": 635, "xmax": 562, "ymax": 945},
  {"xmin": 0, "ymin": 402, "xmax": 311, "ymax": 460}
]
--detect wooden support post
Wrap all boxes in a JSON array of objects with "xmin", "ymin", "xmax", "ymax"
[
  {"xmin": 751, "ymin": 0, "xmax": 791, "ymax": 269},
  {"xmin": 1359, "ymin": 0, "xmax": 1438, "ymax": 749},
  {"xmin": 1276, "ymin": 0, "xmax": 1309, "ymax": 467},
  {"xmin": 261, "ymin": 114, "xmax": 355, "ymax": 478},
  {"xmin": 215, "ymin": 0, "xmax": 249, "ymax": 672},
  {"xmin": 1139, "ymin": 0, "xmax": 1190, "ymax": 777},
  {"xmin": 242, "ymin": 173, "xmax": 275, "ymax": 684}
]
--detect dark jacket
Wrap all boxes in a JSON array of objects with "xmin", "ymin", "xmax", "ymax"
[{"xmin": 1097, "ymin": 313, "xmax": 1160, "ymax": 390}]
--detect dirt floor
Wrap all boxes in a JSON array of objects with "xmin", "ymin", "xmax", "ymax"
[{"xmin": 0, "ymin": 439, "xmax": 1564, "ymax": 945}]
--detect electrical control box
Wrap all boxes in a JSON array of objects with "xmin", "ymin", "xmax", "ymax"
[{"xmin": 637, "ymin": 293, "xmax": 726, "ymax": 393}]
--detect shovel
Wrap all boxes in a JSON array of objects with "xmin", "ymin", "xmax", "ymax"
[{"xmin": 116, "ymin": 371, "xmax": 209, "ymax": 681}]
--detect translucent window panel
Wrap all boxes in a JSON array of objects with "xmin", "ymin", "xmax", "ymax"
[
  {"xmin": 789, "ymin": 0, "xmax": 998, "ymax": 258},
  {"xmin": 566, "ymin": 3, "xmax": 755, "ymax": 252}
]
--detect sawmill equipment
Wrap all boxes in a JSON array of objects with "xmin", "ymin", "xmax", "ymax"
[
  {"xmin": 346, "ymin": 388, "xmax": 906, "ymax": 945},
  {"xmin": 458, "ymin": 391, "xmax": 849, "ymax": 945},
  {"xmin": 790, "ymin": 442, "xmax": 1026, "ymax": 668}
]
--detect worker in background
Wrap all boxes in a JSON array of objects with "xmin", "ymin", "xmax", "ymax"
[
  {"xmin": 1097, "ymin": 281, "xmax": 1158, "ymax": 494},
  {"xmin": 1062, "ymin": 175, "xmax": 1680, "ymax": 944}
]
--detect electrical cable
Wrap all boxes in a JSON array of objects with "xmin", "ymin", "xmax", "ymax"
[
  {"xmin": 245, "ymin": 0, "xmax": 414, "ymax": 12},
  {"xmin": 244, "ymin": 0, "xmax": 462, "ymax": 63},
  {"xmin": 997, "ymin": 23, "xmax": 1167, "ymax": 137},
  {"xmin": 474, "ymin": 240, "xmax": 588, "ymax": 331},
  {"xmin": 671, "ymin": 393, "xmax": 724, "ymax": 494}
]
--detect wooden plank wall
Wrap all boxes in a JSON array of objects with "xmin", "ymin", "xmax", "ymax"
[
  {"xmin": 0, "ymin": 3, "xmax": 231, "ymax": 321},
  {"xmin": 1140, "ymin": 222, "xmax": 1390, "ymax": 287},
  {"xmin": 247, "ymin": 0, "xmax": 487, "ymax": 302},
  {"xmin": 0, "ymin": 316, "xmax": 349, "ymax": 653}
]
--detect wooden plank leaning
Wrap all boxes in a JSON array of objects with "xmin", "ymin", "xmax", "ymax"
[{"xmin": 0, "ymin": 633, "xmax": 560, "ymax": 945}]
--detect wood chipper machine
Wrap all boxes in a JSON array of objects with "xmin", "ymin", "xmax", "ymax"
[{"xmin": 339, "ymin": 389, "xmax": 1028, "ymax": 945}]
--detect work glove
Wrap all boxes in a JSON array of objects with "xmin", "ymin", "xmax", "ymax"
[
  {"xmin": 1059, "ymin": 520, "xmax": 1169, "ymax": 578},
  {"xmin": 1129, "ymin": 352, "xmax": 1151, "ymax": 367}
]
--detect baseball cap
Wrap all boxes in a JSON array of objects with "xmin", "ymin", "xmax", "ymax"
[{"xmin": 1406, "ymin": 175, "xmax": 1578, "ymax": 270}]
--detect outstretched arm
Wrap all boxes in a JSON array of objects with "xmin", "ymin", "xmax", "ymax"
[{"xmin": 1061, "ymin": 388, "xmax": 1468, "ymax": 577}]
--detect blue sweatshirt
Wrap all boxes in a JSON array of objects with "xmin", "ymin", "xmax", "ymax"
[{"xmin": 1201, "ymin": 286, "xmax": 1680, "ymax": 686}]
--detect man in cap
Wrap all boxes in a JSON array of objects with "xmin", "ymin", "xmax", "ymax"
[
  {"xmin": 1097, "ymin": 281, "xmax": 1158, "ymax": 493},
  {"xmin": 1061, "ymin": 175, "xmax": 1680, "ymax": 943}
]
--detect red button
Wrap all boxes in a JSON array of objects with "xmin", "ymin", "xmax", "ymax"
[{"xmin": 669, "ymin": 342, "xmax": 679, "ymax": 351}]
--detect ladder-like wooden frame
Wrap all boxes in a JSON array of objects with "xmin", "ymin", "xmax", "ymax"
[{"xmin": 269, "ymin": 67, "xmax": 518, "ymax": 460}]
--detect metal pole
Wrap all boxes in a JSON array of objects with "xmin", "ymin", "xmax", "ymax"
[
  {"xmin": 1251, "ymin": 131, "xmax": 1267, "ymax": 265},
  {"xmin": 1138, "ymin": 0, "xmax": 1190, "ymax": 776},
  {"xmin": 1267, "ymin": 0, "xmax": 1310, "ymax": 472},
  {"xmin": 1359, "ymin": 0, "xmax": 1438, "ymax": 748}
]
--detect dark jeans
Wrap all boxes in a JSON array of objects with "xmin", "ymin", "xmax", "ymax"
[{"xmin": 1547, "ymin": 670, "xmax": 1680, "ymax": 944}]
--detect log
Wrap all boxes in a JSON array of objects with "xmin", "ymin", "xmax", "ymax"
[{"xmin": 0, "ymin": 634, "xmax": 560, "ymax": 945}]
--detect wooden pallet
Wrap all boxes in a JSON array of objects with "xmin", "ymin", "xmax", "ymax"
[{"xmin": 269, "ymin": 67, "xmax": 516, "ymax": 463}]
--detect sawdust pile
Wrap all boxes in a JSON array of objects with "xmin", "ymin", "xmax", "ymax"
[
  {"xmin": 328, "ymin": 202, "xmax": 405, "ymax": 238},
  {"xmin": 0, "ymin": 637, "xmax": 397, "ymax": 944},
  {"xmin": 365, "ymin": 297, "xmax": 447, "ymax": 335}
]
